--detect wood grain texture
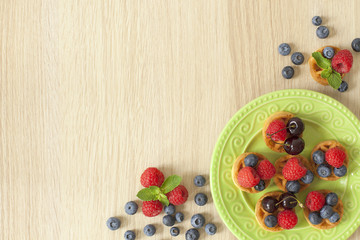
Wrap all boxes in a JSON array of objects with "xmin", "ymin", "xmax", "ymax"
[{"xmin": 0, "ymin": 0, "xmax": 359, "ymax": 239}]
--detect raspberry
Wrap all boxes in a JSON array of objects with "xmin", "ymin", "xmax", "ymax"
[
  {"xmin": 237, "ymin": 166, "xmax": 260, "ymax": 188},
  {"xmin": 306, "ymin": 191, "xmax": 326, "ymax": 211},
  {"xmin": 277, "ymin": 210, "xmax": 298, "ymax": 229},
  {"xmin": 266, "ymin": 120, "xmax": 287, "ymax": 141},
  {"xmin": 331, "ymin": 50, "xmax": 353, "ymax": 74},
  {"xmin": 256, "ymin": 160, "xmax": 276, "ymax": 180},
  {"xmin": 140, "ymin": 167, "xmax": 165, "ymax": 187},
  {"xmin": 166, "ymin": 185, "xmax": 188, "ymax": 206},
  {"xmin": 142, "ymin": 200, "xmax": 163, "ymax": 217},
  {"xmin": 282, "ymin": 157, "xmax": 307, "ymax": 181},
  {"xmin": 325, "ymin": 147, "xmax": 346, "ymax": 168}
]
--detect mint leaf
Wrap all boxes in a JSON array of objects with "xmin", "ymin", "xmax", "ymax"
[
  {"xmin": 158, "ymin": 193, "xmax": 169, "ymax": 206},
  {"xmin": 137, "ymin": 188, "xmax": 157, "ymax": 201},
  {"xmin": 149, "ymin": 186, "xmax": 161, "ymax": 195},
  {"xmin": 160, "ymin": 175, "xmax": 182, "ymax": 194},
  {"xmin": 321, "ymin": 68, "xmax": 332, "ymax": 79},
  {"xmin": 312, "ymin": 52, "xmax": 331, "ymax": 69},
  {"xmin": 327, "ymin": 71, "xmax": 342, "ymax": 89}
]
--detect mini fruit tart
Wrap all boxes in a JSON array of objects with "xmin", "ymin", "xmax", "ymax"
[
  {"xmin": 304, "ymin": 190, "xmax": 343, "ymax": 229},
  {"xmin": 274, "ymin": 155, "xmax": 314, "ymax": 193},
  {"xmin": 232, "ymin": 152, "xmax": 275, "ymax": 193},
  {"xmin": 311, "ymin": 140, "xmax": 349, "ymax": 180}
]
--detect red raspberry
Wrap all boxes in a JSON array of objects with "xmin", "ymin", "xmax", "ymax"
[
  {"xmin": 282, "ymin": 157, "xmax": 307, "ymax": 181},
  {"xmin": 331, "ymin": 49, "xmax": 353, "ymax": 73},
  {"xmin": 306, "ymin": 191, "xmax": 325, "ymax": 211},
  {"xmin": 256, "ymin": 159, "xmax": 276, "ymax": 180},
  {"xmin": 140, "ymin": 167, "xmax": 165, "ymax": 187},
  {"xmin": 278, "ymin": 210, "xmax": 298, "ymax": 229},
  {"xmin": 237, "ymin": 166, "xmax": 260, "ymax": 188},
  {"xmin": 266, "ymin": 120, "xmax": 287, "ymax": 141},
  {"xmin": 166, "ymin": 185, "xmax": 188, "ymax": 206},
  {"xmin": 142, "ymin": 200, "xmax": 163, "ymax": 217},
  {"xmin": 325, "ymin": 147, "xmax": 346, "ymax": 168}
]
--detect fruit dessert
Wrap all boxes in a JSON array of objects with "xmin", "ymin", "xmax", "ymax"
[
  {"xmin": 304, "ymin": 190, "xmax": 343, "ymax": 229},
  {"xmin": 232, "ymin": 152, "xmax": 276, "ymax": 193},
  {"xmin": 311, "ymin": 140, "xmax": 349, "ymax": 180},
  {"xmin": 263, "ymin": 112, "xmax": 305, "ymax": 155},
  {"xmin": 274, "ymin": 155, "xmax": 314, "ymax": 193},
  {"xmin": 255, "ymin": 191, "xmax": 301, "ymax": 231}
]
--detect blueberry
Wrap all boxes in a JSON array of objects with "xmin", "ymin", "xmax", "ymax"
[
  {"xmin": 329, "ymin": 212, "xmax": 340, "ymax": 223},
  {"xmin": 193, "ymin": 175, "xmax": 206, "ymax": 187},
  {"xmin": 194, "ymin": 193, "xmax": 208, "ymax": 206},
  {"xmin": 170, "ymin": 227, "xmax": 180, "ymax": 236},
  {"xmin": 334, "ymin": 165, "xmax": 347, "ymax": 177},
  {"xmin": 282, "ymin": 66, "xmax": 294, "ymax": 79},
  {"xmin": 175, "ymin": 212, "xmax": 184, "ymax": 222},
  {"xmin": 312, "ymin": 150, "xmax": 325, "ymax": 165},
  {"xmin": 185, "ymin": 228, "xmax": 200, "ymax": 240},
  {"xmin": 320, "ymin": 205, "xmax": 334, "ymax": 219},
  {"xmin": 308, "ymin": 211, "xmax": 323, "ymax": 225},
  {"xmin": 278, "ymin": 43, "xmax": 291, "ymax": 56},
  {"xmin": 286, "ymin": 180, "xmax": 301, "ymax": 193},
  {"xmin": 205, "ymin": 223, "xmax": 217, "ymax": 235},
  {"xmin": 124, "ymin": 230, "xmax": 136, "ymax": 240},
  {"xmin": 244, "ymin": 154, "xmax": 259, "ymax": 167},
  {"xmin": 326, "ymin": 192, "xmax": 338, "ymax": 206},
  {"xmin": 125, "ymin": 201, "xmax": 138, "ymax": 215},
  {"xmin": 264, "ymin": 215, "xmax": 278, "ymax": 228},
  {"xmin": 254, "ymin": 180, "xmax": 265, "ymax": 191},
  {"xmin": 191, "ymin": 214, "xmax": 205, "ymax": 228},
  {"xmin": 338, "ymin": 81, "xmax": 348, "ymax": 93},
  {"xmin": 106, "ymin": 217, "xmax": 121, "ymax": 230},
  {"xmin": 144, "ymin": 224, "xmax": 156, "ymax": 236},
  {"xmin": 164, "ymin": 204, "xmax": 176, "ymax": 215},
  {"xmin": 352, "ymin": 38, "xmax": 360, "ymax": 52},
  {"xmin": 323, "ymin": 47, "xmax": 335, "ymax": 59},
  {"xmin": 316, "ymin": 26, "xmax": 329, "ymax": 39},
  {"xmin": 163, "ymin": 215, "xmax": 176, "ymax": 227},
  {"xmin": 301, "ymin": 170, "xmax": 314, "ymax": 184},
  {"xmin": 317, "ymin": 163, "xmax": 331, "ymax": 178},
  {"xmin": 291, "ymin": 52, "xmax": 304, "ymax": 65},
  {"xmin": 312, "ymin": 16, "xmax": 322, "ymax": 26}
]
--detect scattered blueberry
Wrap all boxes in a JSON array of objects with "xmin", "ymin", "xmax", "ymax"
[
  {"xmin": 320, "ymin": 205, "xmax": 334, "ymax": 219},
  {"xmin": 282, "ymin": 66, "xmax": 294, "ymax": 79},
  {"xmin": 164, "ymin": 204, "xmax": 176, "ymax": 215},
  {"xmin": 309, "ymin": 211, "xmax": 323, "ymax": 225},
  {"xmin": 191, "ymin": 214, "xmax": 205, "ymax": 228},
  {"xmin": 163, "ymin": 215, "xmax": 176, "ymax": 227},
  {"xmin": 312, "ymin": 150, "xmax": 325, "ymax": 165},
  {"xmin": 175, "ymin": 212, "xmax": 184, "ymax": 223},
  {"xmin": 312, "ymin": 16, "xmax": 322, "ymax": 26},
  {"xmin": 323, "ymin": 47, "xmax": 335, "ymax": 59},
  {"xmin": 125, "ymin": 201, "xmax": 138, "ymax": 215},
  {"xmin": 193, "ymin": 175, "xmax": 206, "ymax": 187},
  {"xmin": 106, "ymin": 217, "xmax": 121, "ymax": 231},
  {"xmin": 124, "ymin": 230, "xmax": 136, "ymax": 240},
  {"xmin": 286, "ymin": 180, "xmax": 301, "ymax": 193},
  {"xmin": 144, "ymin": 224, "xmax": 156, "ymax": 236},
  {"xmin": 329, "ymin": 212, "xmax": 340, "ymax": 223},
  {"xmin": 316, "ymin": 26, "xmax": 329, "ymax": 39},
  {"xmin": 326, "ymin": 192, "xmax": 339, "ymax": 206},
  {"xmin": 352, "ymin": 38, "xmax": 360, "ymax": 52},
  {"xmin": 334, "ymin": 165, "xmax": 347, "ymax": 177},
  {"xmin": 254, "ymin": 180, "xmax": 265, "ymax": 191},
  {"xmin": 244, "ymin": 154, "xmax": 259, "ymax": 167},
  {"xmin": 205, "ymin": 223, "xmax": 217, "ymax": 235},
  {"xmin": 317, "ymin": 163, "xmax": 331, "ymax": 178},
  {"xmin": 264, "ymin": 215, "xmax": 278, "ymax": 228},
  {"xmin": 194, "ymin": 193, "xmax": 208, "ymax": 206},
  {"xmin": 338, "ymin": 81, "xmax": 348, "ymax": 93},
  {"xmin": 278, "ymin": 43, "xmax": 291, "ymax": 56},
  {"xmin": 170, "ymin": 227, "xmax": 180, "ymax": 236},
  {"xmin": 291, "ymin": 52, "xmax": 304, "ymax": 65},
  {"xmin": 301, "ymin": 170, "xmax": 314, "ymax": 184},
  {"xmin": 185, "ymin": 228, "xmax": 200, "ymax": 240}
]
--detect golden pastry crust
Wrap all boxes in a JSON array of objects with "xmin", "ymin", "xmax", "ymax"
[
  {"xmin": 274, "ymin": 155, "xmax": 313, "ymax": 192},
  {"xmin": 231, "ymin": 152, "xmax": 271, "ymax": 193},
  {"xmin": 311, "ymin": 140, "xmax": 349, "ymax": 181},
  {"xmin": 303, "ymin": 189, "xmax": 343, "ymax": 229}
]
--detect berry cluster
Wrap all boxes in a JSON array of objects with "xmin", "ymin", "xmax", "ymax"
[
  {"xmin": 282, "ymin": 157, "xmax": 314, "ymax": 193},
  {"xmin": 278, "ymin": 43, "xmax": 304, "ymax": 79},
  {"xmin": 312, "ymin": 16, "xmax": 330, "ymax": 39},
  {"xmin": 312, "ymin": 147, "xmax": 347, "ymax": 178},
  {"xmin": 306, "ymin": 191, "xmax": 341, "ymax": 225}
]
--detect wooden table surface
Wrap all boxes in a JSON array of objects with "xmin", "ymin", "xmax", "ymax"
[{"xmin": 1, "ymin": 0, "xmax": 360, "ymax": 239}]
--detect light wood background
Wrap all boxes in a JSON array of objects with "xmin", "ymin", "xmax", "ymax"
[{"xmin": 1, "ymin": 0, "xmax": 359, "ymax": 239}]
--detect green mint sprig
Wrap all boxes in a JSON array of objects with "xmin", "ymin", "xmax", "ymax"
[{"xmin": 312, "ymin": 52, "xmax": 342, "ymax": 89}]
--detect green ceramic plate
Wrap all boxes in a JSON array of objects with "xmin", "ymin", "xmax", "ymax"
[{"xmin": 210, "ymin": 89, "xmax": 360, "ymax": 240}]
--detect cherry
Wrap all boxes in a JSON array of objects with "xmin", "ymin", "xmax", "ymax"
[
  {"xmin": 286, "ymin": 117, "xmax": 304, "ymax": 136},
  {"xmin": 284, "ymin": 136, "xmax": 305, "ymax": 155},
  {"xmin": 279, "ymin": 192, "xmax": 297, "ymax": 209},
  {"xmin": 261, "ymin": 196, "xmax": 279, "ymax": 213}
]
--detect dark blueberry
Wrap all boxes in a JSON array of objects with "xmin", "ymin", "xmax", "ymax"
[
  {"xmin": 244, "ymin": 154, "xmax": 259, "ymax": 167},
  {"xmin": 308, "ymin": 211, "xmax": 322, "ymax": 225},
  {"xmin": 323, "ymin": 47, "xmax": 335, "ymax": 59},
  {"xmin": 282, "ymin": 66, "xmax": 294, "ymax": 79},
  {"xmin": 316, "ymin": 26, "xmax": 329, "ymax": 39},
  {"xmin": 254, "ymin": 180, "xmax": 265, "ymax": 191},
  {"xmin": 312, "ymin": 150, "xmax": 325, "ymax": 165},
  {"xmin": 185, "ymin": 229, "xmax": 200, "ymax": 240},
  {"xmin": 326, "ymin": 192, "xmax": 338, "ymax": 206},
  {"xmin": 205, "ymin": 223, "xmax": 217, "ymax": 235},
  {"xmin": 312, "ymin": 16, "xmax": 322, "ymax": 26},
  {"xmin": 301, "ymin": 170, "xmax": 314, "ymax": 184},
  {"xmin": 329, "ymin": 212, "xmax": 340, "ymax": 223},
  {"xmin": 261, "ymin": 196, "xmax": 278, "ymax": 213},
  {"xmin": 284, "ymin": 136, "xmax": 305, "ymax": 155},
  {"xmin": 125, "ymin": 201, "xmax": 138, "ymax": 215},
  {"xmin": 124, "ymin": 230, "xmax": 136, "ymax": 240},
  {"xmin": 286, "ymin": 117, "xmax": 304, "ymax": 136},
  {"xmin": 320, "ymin": 205, "xmax": 334, "ymax": 219},
  {"xmin": 106, "ymin": 217, "xmax": 121, "ymax": 231},
  {"xmin": 264, "ymin": 215, "xmax": 278, "ymax": 228},
  {"xmin": 163, "ymin": 215, "xmax": 176, "ymax": 227},
  {"xmin": 291, "ymin": 52, "xmax": 305, "ymax": 65},
  {"xmin": 352, "ymin": 38, "xmax": 360, "ymax": 52},
  {"xmin": 338, "ymin": 81, "xmax": 348, "ymax": 93},
  {"xmin": 278, "ymin": 43, "xmax": 291, "ymax": 56},
  {"xmin": 194, "ymin": 193, "xmax": 208, "ymax": 206},
  {"xmin": 317, "ymin": 163, "xmax": 331, "ymax": 178},
  {"xmin": 286, "ymin": 180, "xmax": 301, "ymax": 193},
  {"xmin": 144, "ymin": 224, "xmax": 156, "ymax": 236},
  {"xmin": 279, "ymin": 192, "xmax": 297, "ymax": 209},
  {"xmin": 191, "ymin": 214, "xmax": 205, "ymax": 228},
  {"xmin": 170, "ymin": 227, "xmax": 180, "ymax": 236},
  {"xmin": 193, "ymin": 175, "xmax": 206, "ymax": 187},
  {"xmin": 334, "ymin": 165, "xmax": 347, "ymax": 177},
  {"xmin": 164, "ymin": 204, "xmax": 176, "ymax": 215},
  {"xmin": 175, "ymin": 212, "xmax": 184, "ymax": 222}
]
